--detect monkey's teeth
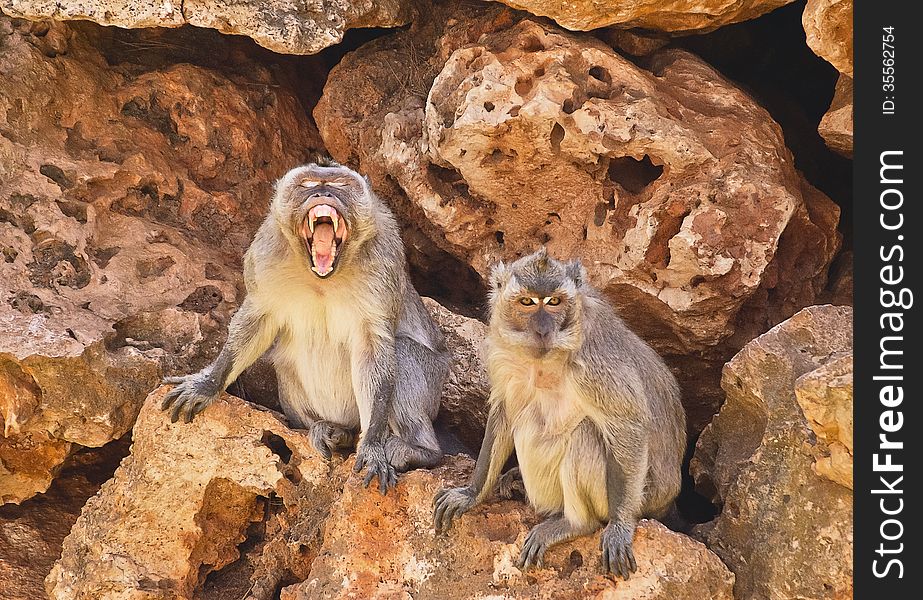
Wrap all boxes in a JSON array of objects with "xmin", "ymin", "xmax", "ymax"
[
  {"xmin": 331, "ymin": 213, "xmax": 339, "ymax": 235},
  {"xmin": 309, "ymin": 215, "xmax": 316, "ymax": 234}
]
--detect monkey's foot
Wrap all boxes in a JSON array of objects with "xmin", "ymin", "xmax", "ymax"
[
  {"xmin": 600, "ymin": 520, "xmax": 637, "ymax": 579},
  {"xmin": 353, "ymin": 440, "xmax": 397, "ymax": 495},
  {"xmin": 160, "ymin": 374, "xmax": 221, "ymax": 423},
  {"xmin": 519, "ymin": 517, "xmax": 592, "ymax": 570},
  {"xmin": 432, "ymin": 487, "xmax": 476, "ymax": 533},
  {"xmin": 385, "ymin": 436, "xmax": 442, "ymax": 472},
  {"xmin": 309, "ymin": 420, "xmax": 355, "ymax": 460},
  {"xmin": 497, "ymin": 467, "xmax": 526, "ymax": 500}
]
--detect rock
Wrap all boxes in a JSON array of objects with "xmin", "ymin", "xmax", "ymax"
[
  {"xmin": 315, "ymin": 11, "xmax": 841, "ymax": 430},
  {"xmin": 802, "ymin": 0, "xmax": 852, "ymax": 156},
  {"xmin": 0, "ymin": 0, "xmax": 421, "ymax": 55},
  {"xmin": 493, "ymin": 0, "xmax": 796, "ymax": 33},
  {"xmin": 796, "ymin": 354, "xmax": 853, "ymax": 489},
  {"xmin": 0, "ymin": 440, "xmax": 129, "ymax": 600},
  {"xmin": 691, "ymin": 305, "xmax": 853, "ymax": 599},
  {"xmin": 45, "ymin": 389, "xmax": 334, "ymax": 600},
  {"xmin": 0, "ymin": 17, "xmax": 320, "ymax": 503},
  {"xmin": 282, "ymin": 455, "xmax": 735, "ymax": 600},
  {"xmin": 802, "ymin": 0, "xmax": 852, "ymax": 77},
  {"xmin": 423, "ymin": 298, "xmax": 489, "ymax": 450},
  {"xmin": 818, "ymin": 75, "xmax": 853, "ymax": 157}
]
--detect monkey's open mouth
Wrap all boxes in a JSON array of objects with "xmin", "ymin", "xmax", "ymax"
[{"xmin": 301, "ymin": 203, "xmax": 348, "ymax": 277}]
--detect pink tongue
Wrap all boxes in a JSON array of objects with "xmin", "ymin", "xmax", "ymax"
[{"xmin": 312, "ymin": 223, "xmax": 336, "ymax": 273}]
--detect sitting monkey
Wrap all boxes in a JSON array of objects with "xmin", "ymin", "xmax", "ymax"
[
  {"xmin": 161, "ymin": 162, "xmax": 450, "ymax": 493},
  {"xmin": 433, "ymin": 249, "xmax": 685, "ymax": 578}
]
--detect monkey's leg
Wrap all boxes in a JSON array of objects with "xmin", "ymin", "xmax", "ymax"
[
  {"xmin": 275, "ymin": 365, "xmax": 355, "ymax": 460},
  {"xmin": 161, "ymin": 299, "xmax": 276, "ymax": 423},
  {"xmin": 433, "ymin": 401, "xmax": 513, "ymax": 533},
  {"xmin": 386, "ymin": 337, "xmax": 448, "ymax": 471},
  {"xmin": 351, "ymin": 337, "xmax": 398, "ymax": 494},
  {"xmin": 600, "ymin": 427, "xmax": 648, "ymax": 580},
  {"xmin": 518, "ymin": 516, "xmax": 599, "ymax": 569}
]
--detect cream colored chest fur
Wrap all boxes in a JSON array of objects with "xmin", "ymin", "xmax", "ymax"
[
  {"xmin": 490, "ymin": 349, "xmax": 591, "ymax": 514},
  {"xmin": 254, "ymin": 262, "xmax": 383, "ymax": 427}
]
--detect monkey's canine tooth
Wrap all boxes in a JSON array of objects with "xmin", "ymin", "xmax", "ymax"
[{"xmin": 331, "ymin": 213, "xmax": 339, "ymax": 235}]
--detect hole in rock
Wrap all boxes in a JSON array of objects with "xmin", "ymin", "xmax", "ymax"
[
  {"xmin": 261, "ymin": 431, "xmax": 293, "ymax": 465},
  {"xmin": 40, "ymin": 164, "xmax": 73, "ymax": 190},
  {"xmin": 179, "ymin": 285, "xmax": 223, "ymax": 313},
  {"xmin": 675, "ymin": 433, "xmax": 721, "ymax": 525},
  {"xmin": 588, "ymin": 65, "xmax": 611, "ymax": 84},
  {"xmin": 607, "ymin": 155, "xmax": 664, "ymax": 194},
  {"xmin": 483, "ymin": 101, "xmax": 495, "ymax": 112},
  {"xmin": 56, "ymin": 200, "xmax": 88, "ymax": 223},
  {"xmin": 515, "ymin": 77, "xmax": 533, "ymax": 96},
  {"xmin": 549, "ymin": 123, "xmax": 565, "ymax": 153},
  {"xmin": 520, "ymin": 35, "xmax": 545, "ymax": 53}
]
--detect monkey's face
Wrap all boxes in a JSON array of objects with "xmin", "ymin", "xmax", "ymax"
[
  {"xmin": 272, "ymin": 163, "xmax": 372, "ymax": 278},
  {"xmin": 489, "ymin": 250, "xmax": 583, "ymax": 356}
]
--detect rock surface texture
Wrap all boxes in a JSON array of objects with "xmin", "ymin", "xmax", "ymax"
[
  {"xmin": 282, "ymin": 456, "xmax": 735, "ymax": 600},
  {"xmin": 691, "ymin": 305, "xmax": 853, "ymax": 600},
  {"xmin": 315, "ymin": 8, "xmax": 841, "ymax": 430},
  {"xmin": 46, "ymin": 389, "xmax": 335, "ymax": 600},
  {"xmin": 0, "ymin": 16, "xmax": 319, "ymax": 503},
  {"xmin": 0, "ymin": 0, "xmax": 421, "ymax": 54},
  {"xmin": 803, "ymin": 0, "xmax": 853, "ymax": 156},
  {"xmin": 494, "ymin": 0, "xmax": 796, "ymax": 33},
  {"xmin": 818, "ymin": 74, "xmax": 853, "ymax": 157}
]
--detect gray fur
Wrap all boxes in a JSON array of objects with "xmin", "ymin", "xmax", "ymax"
[
  {"xmin": 433, "ymin": 248, "xmax": 685, "ymax": 578},
  {"xmin": 162, "ymin": 162, "xmax": 450, "ymax": 494}
]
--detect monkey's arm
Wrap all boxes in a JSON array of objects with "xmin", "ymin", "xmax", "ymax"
[
  {"xmin": 433, "ymin": 401, "xmax": 514, "ymax": 532},
  {"xmin": 600, "ymin": 425, "xmax": 647, "ymax": 579},
  {"xmin": 161, "ymin": 298, "xmax": 277, "ymax": 423},
  {"xmin": 351, "ymin": 337, "xmax": 399, "ymax": 494}
]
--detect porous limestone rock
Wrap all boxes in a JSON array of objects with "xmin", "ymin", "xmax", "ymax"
[
  {"xmin": 0, "ymin": 0, "xmax": 421, "ymax": 54},
  {"xmin": 282, "ymin": 455, "xmax": 735, "ymax": 600},
  {"xmin": 45, "ymin": 389, "xmax": 333, "ymax": 600},
  {"xmin": 493, "ymin": 0, "xmax": 797, "ymax": 33},
  {"xmin": 0, "ymin": 16, "xmax": 319, "ymax": 503},
  {"xmin": 796, "ymin": 353, "xmax": 853, "ymax": 489},
  {"xmin": 315, "ymin": 8, "xmax": 841, "ymax": 430},
  {"xmin": 691, "ymin": 305, "xmax": 853, "ymax": 599}
]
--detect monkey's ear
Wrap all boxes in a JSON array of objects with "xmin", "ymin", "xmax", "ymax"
[
  {"xmin": 565, "ymin": 259, "xmax": 587, "ymax": 287},
  {"xmin": 489, "ymin": 261, "xmax": 510, "ymax": 291}
]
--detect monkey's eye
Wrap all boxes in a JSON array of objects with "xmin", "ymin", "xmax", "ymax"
[
  {"xmin": 545, "ymin": 297, "xmax": 561, "ymax": 306},
  {"xmin": 519, "ymin": 297, "xmax": 537, "ymax": 306},
  {"xmin": 300, "ymin": 180, "xmax": 321, "ymax": 188}
]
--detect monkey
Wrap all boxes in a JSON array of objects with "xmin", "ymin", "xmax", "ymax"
[
  {"xmin": 433, "ymin": 248, "xmax": 686, "ymax": 578},
  {"xmin": 160, "ymin": 161, "xmax": 450, "ymax": 494}
]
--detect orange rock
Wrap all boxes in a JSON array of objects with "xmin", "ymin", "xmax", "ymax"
[{"xmin": 283, "ymin": 456, "xmax": 734, "ymax": 600}]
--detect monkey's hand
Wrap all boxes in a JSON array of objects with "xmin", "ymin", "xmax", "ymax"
[
  {"xmin": 600, "ymin": 520, "xmax": 637, "ymax": 579},
  {"xmin": 432, "ymin": 487, "xmax": 476, "ymax": 533},
  {"xmin": 309, "ymin": 420, "xmax": 356, "ymax": 460},
  {"xmin": 353, "ymin": 440, "xmax": 397, "ymax": 495},
  {"xmin": 160, "ymin": 372, "xmax": 222, "ymax": 423}
]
